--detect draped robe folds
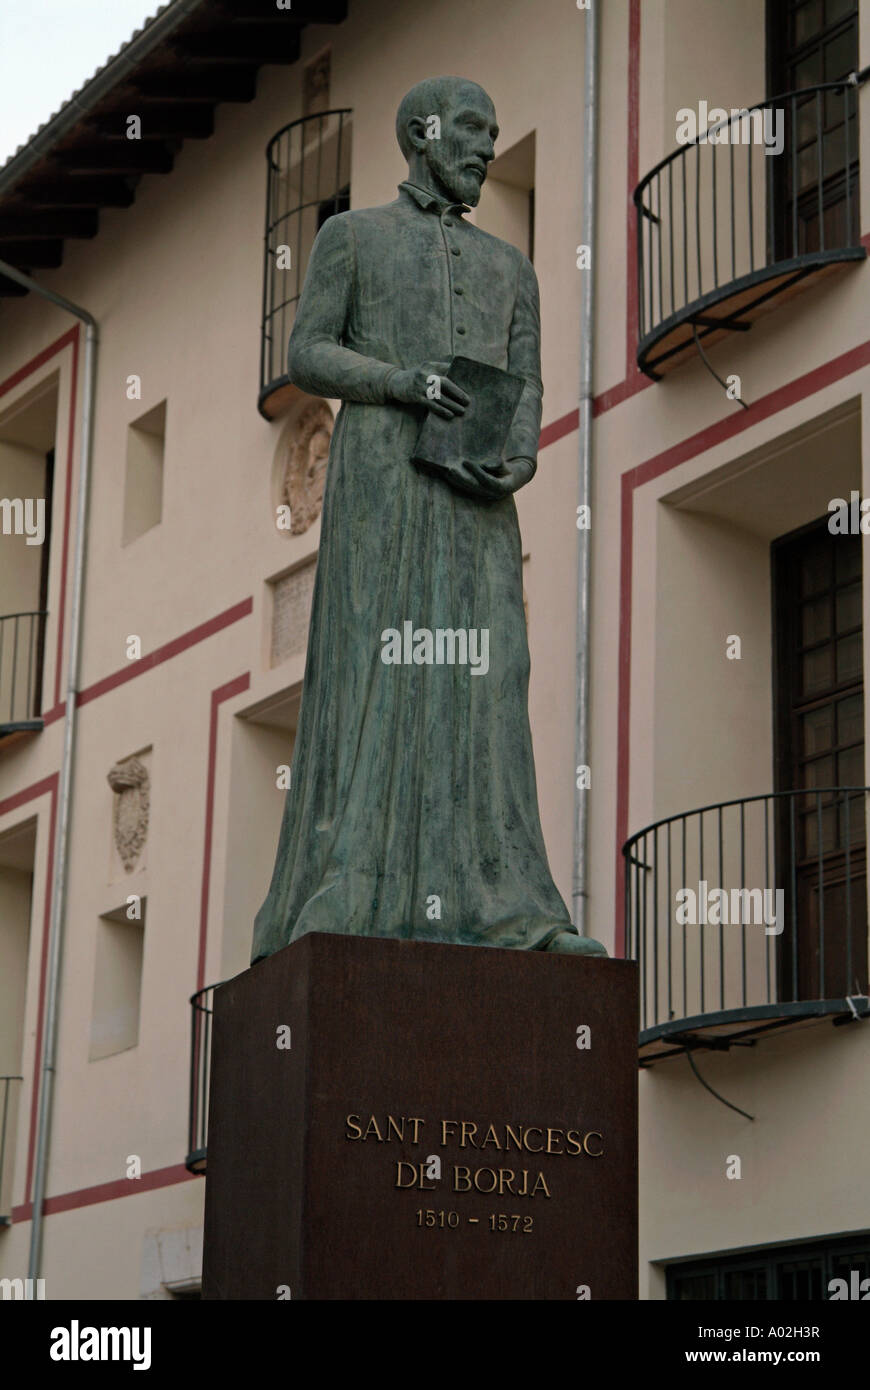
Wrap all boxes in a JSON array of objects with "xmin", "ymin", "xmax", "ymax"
[{"xmin": 251, "ymin": 182, "xmax": 574, "ymax": 962}]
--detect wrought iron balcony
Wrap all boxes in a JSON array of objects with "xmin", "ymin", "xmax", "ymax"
[
  {"xmin": 259, "ymin": 108, "xmax": 352, "ymax": 419},
  {"xmin": 185, "ymin": 982, "xmax": 225, "ymax": 1174},
  {"xmin": 0, "ymin": 1076, "xmax": 22, "ymax": 1224},
  {"xmin": 634, "ymin": 74, "xmax": 869, "ymax": 378},
  {"xmin": 624, "ymin": 788, "xmax": 870, "ymax": 1062},
  {"xmin": 0, "ymin": 610, "xmax": 47, "ymax": 737}
]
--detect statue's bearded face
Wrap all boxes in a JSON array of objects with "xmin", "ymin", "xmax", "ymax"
[{"xmin": 425, "ymin": 87, "xmax": 498, "ymax": 207}]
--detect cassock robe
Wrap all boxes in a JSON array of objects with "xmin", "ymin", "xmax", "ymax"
[{"xmin": 251, "ymin": 182, "xmax": 574, "ymax": 961}]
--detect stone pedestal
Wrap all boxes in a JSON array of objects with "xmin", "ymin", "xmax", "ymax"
[{"xmin": 202, "ymin": 932, "xmax": 637, "ymax": 1300}]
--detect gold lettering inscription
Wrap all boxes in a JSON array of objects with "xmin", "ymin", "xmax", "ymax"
[
  {"xmin": 395, "ymin": 1161, "xmax": 437, "ymax": 1189},
  {"xmin": 451, "ymin": 1165, "xmax": 550, "ymax": 1197},
  {"xmin": 345, "ymin": 1114, "xmax": 362, "ymax": 1140},
  {"xmin": 441, "ymin": 1119, "xmax": 458, "ymax": 1145},
  {"xmin": 479, "ymin": 1123, "xmax": 502, "ymax": 1150},
  {"xmin": 583, "ymin": 1132, "xmax": 603, "ymax": 1157},
  {"xmin": 546, "ymin": 1128, "xmax": 564, "ymax": 1154},
  {"xmin": 504, "ymin": 1124, "xmax": 523, "ymax": 1152},
  {"xmin": 524, "ymin": 1127, "xmax": 544, "ymax": 1152},
  {"xmin": 460, "ymin": 1121, "xmax": 479, "ymax": 1149},
  {"xmin": 454, "ymin": 1165, "xmax": 472, "ymax": 1191}
]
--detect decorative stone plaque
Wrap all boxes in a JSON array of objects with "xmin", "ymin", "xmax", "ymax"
[{"xmin": 270, "ymin": 559, "xmax": 317, "ymax": 666}]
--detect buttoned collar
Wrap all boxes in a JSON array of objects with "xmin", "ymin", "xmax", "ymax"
[{"xmin": 398, "ymin": 180, "xmax": 470, "ymax": 217}]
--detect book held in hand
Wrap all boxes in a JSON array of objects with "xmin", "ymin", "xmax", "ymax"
[{"xmin": 412, "ymin": 356, "xmax": 525, "ymax": 487}]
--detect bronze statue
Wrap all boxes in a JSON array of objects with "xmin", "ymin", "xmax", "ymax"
[{"xmin": 252, "ymin": 77, "xmax": 606, "ymax": 961}]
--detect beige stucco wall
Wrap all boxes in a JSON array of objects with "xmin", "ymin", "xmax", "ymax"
[{"xmin": 0, "ymin": 0, "xmax": 868, "ymax": 1299}]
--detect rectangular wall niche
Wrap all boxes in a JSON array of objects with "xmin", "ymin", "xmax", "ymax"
[
  {"xmin": 89, "ymin": 901, "xmax": 146, "ymax": 1061},
  {"xmin": 122, "ymin": 401, "xmax": 166, "ymax": 545},
  {"xmin": 473, "ymin": 132, "xmax": 535, "ymax": 260},
  {"xmin": 270, "ymin": 559, "xmax": 316, "ymax": 666}
]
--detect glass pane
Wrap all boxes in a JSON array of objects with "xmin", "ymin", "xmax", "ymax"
[
  {"xmin": 672, "ymin": 1273, "xmax": 717, "ymax": 1300},
  {"xmin": 826, "ymin": 0, "xmax": 857, "ymax": 23},
  {"xmin": 803, "ymin": 645, "xmax": 832, "ymax": 695},
  {"xmin": 724, "ymin": 1267, "xmax": 768, "ymax": 1299},
  {"xmin": 794, "ymin": 0, "xmax": 823, "ymax": 45},
  {"xmin": 803, "ymin": 754, "xmax": 835, "ymax": 788},
  {"xmin": 825, "ymin": 88, "xmax": 849, "ymax": 126},
  {"xmin": 837, "ymin": 694, "xmax": 864, "ymax": 744},
  {"xmin": 836, "ymin": 632, "xmax": 862, "ymax": 684},
  {"xmin": 802, "ymin": 597, "xmax": 831, "ymax": 643},
  {"xmin": 794, "ymin": 49, "xmax": 823, "ymax": 89},
  {"xmin": 802, "ymin": 705, "xmax": 835, "ymax": 755},
  {"xmin": 836, "ymin": 583, "xmax": 861, "ymax": 633},
  {"xmin": 838, "ymin": 744, "xmax": 864, "ymax": 785},
  {"xmin": 779, "ymin": 1262, "xmax": 824, "ymax": 1300},
  {"xmin": 822, "ymin": 124, "xmax": 847, "ymax": 176},
  {"xmin": 803, "ymin": 804, "xmax": 837, "ymax": 856},
  {"xmin": 796, "ymin": 95, "xmax": 820, "ymax": 146},
  {"xmin": 837, "ymin": 792, "xmax": 867, "ymax": 846},
  {"xmin": 825, "ymin": 28, "xmax": 858, "ymax": 81},
  {"xmin": 835, "ymin": 536, "xmax": 861, "ymax": 582},
  {"xmin": 801, "ymin": 538, "xmax": 832, "ymax": 595}
]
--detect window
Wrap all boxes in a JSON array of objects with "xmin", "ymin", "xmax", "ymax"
[
  {"xmin": 668, "ymin": 1234, "xmax": 870, "ymax": 1299},
  {"xmin": 772, "ymin": 518, "xmax": 867, "ymax": 999},
  {"xmin": 260, "ymin": 109, "xmax": 352, "ymax": 419},
  {"xmin": 768, "ymin": 0, "xmax": 859, "ymax": 254}
]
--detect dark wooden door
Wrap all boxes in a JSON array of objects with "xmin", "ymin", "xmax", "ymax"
[{"xmin": 772, "ymin": 518, "xmax": 867, "ymax": 1000}]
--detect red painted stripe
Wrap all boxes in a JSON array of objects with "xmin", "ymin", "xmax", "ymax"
[
  {"xmin": 54, "ymin": 327, "xmax": 80, "ymax": 709},
  {"xmin": 0, "ymin": 773, "xmax": 57, "ymax": 818},
  {"xmin": 40, "ymin": 702, "xmax": 65, "ymax": 726},
  {"xmin": 0, "ymin": 327, "xmax": 76, "ymax": 402},
  {"xmin": 538, "ymin": 408, "xmax": 579, "ymax": 450},
  {"xmin": 0, "ymin": 774, "xmax": 61, "ymax": 1208},
  {"xmin": 625, "ymin": 0, "xmax": 641, "ymax": 379},
  {"xmin": 77, "ymin": 597, "xmax": 253, "ymax": 707},
  {"xmin": 197, "ymin": 673, "xmax": 251, "ymax": 992},
  {"xmin": 614, "ymin": 335, "xmax": 870, "ymax": 954},
  {"xmin": 12, "ymin": 1163, "xmax": 197, "ymax": 1222},
  {"xmin": 24, "ymin": 776, "xmax": 58, "ymax": 1208},
  {"xmin": 614, "ymin": 471, "xmax": 635, "ymax": 958},
  {"xmin": 594, "ymin": 369, "xmax": 651, "ymax": 416}
]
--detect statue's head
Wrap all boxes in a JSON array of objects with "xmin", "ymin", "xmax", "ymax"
[{"xmin": 396, "ymin": 77, "xmax": 498, "ymax": 208}]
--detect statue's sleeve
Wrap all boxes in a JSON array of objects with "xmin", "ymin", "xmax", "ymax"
[
  {"xmin": 504, "ymin": 254, "xmax": 544, "ymax": 465},
  {"xmin": 286, "ymin": 214, "xmax": 398, "ymax": 404}
]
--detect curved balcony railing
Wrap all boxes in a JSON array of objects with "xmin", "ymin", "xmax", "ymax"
[
  {"xmin": 186, "ymin": 981, "xmax": 227, "ymax": 1174},
  {"xmin": 259, "ymin": 108, "xmax": 352, "ymax": 419},
  {"xmin": 0, "ymin": 610, "xmax": 47, "ymax": 735},
  {"xmin": 624, "ymin": 788, "xmax": 870, "ymax": 1058},
  {"xmin": 634, "ymin": 73, "xmax": 869, "ymax": 378}
]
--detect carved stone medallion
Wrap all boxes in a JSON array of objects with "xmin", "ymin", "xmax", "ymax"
[
  {"xmin": 107, "ymin": 756, "xmax": 150, "ymax": 873},
  {"xmin": 281, "ymin": 400, "xmax": 333, "ymax": 535}
]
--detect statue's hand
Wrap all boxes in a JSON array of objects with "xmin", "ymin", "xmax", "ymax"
[
  {"xmin": 456, "ymin": 456, "xmax": 536, "ymax": 499},
  {"xmin": 388, "ymin": 365, "xmax": 469, "ymax": 420}
]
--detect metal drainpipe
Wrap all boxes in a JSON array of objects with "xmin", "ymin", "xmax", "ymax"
[
  {"xmin": 572, "ymin": 1, "xmax": 599, "ymax": 938},
  {"xmin": 0, "ymin": 259, "xmax": 98, "ymax": 1290}
]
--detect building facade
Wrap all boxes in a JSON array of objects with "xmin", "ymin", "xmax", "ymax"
[{"xmin": 0, "ymin": 0, "xmax": 868, "ymax": 1299}]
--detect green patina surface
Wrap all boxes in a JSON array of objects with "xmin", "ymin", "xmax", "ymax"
[{"xmin": 252, "ymin": 78, "xmax": 606, "ymax": 962}]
